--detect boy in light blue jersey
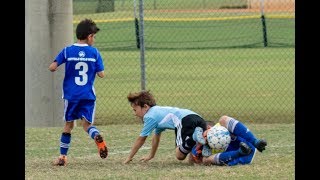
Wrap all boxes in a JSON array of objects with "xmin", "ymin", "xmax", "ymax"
[
  {"xmin": 123, "ymin": 90, "xmax": 208, "ymax": 164},
  {"xmin": 49, "ymin": 18, "xmax": 108, "ymax": 166}
]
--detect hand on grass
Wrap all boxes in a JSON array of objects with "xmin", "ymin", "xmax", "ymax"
[
  {"xmin": 123, "ymin": 158, "xmax": 132, "ymax": 164},
  {"xmin": 139, "ymin": 156, "xmax": 152, "ymax": 162}
]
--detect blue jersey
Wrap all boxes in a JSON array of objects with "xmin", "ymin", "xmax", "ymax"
[
  {"xmin": 54, "ymin": 43, "xmax": 104, "ymax": 100},
  {"xmin": 140, "ymin": 106, "xmax": 199, "ymax": 137}
]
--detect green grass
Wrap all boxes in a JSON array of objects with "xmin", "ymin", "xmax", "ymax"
[
  {"xmin": 73, "ymin": 17, "xmax": 294, "ymax": 50},
  {"xmin": 25, "ymin": 1, "xmax": 295, "ymax": 179},
  {"xmin": 69, "ymin": 0, "xmax": 295, "ymax": 125},
  {"xmin": 25, "ymin": 123, "xmax": 294, "ymax": 179},
  {"xmin": 90, "ymin": 47, "xmax": 294, "ymax": 125},
  {"xmin": 73, "ymin": 0, "xmax": 249, "ymax": 14}
]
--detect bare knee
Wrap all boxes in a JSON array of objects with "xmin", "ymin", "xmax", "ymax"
[
  {"xmin": 175, "ymin": 147, "xmax": 187, "ymax": 160},
  {"xmin": 176, "ymin": 152, "xmax": 187, "ymax": 160},
  {"xmin": 202, "ymin": 156, "xmax": 214, "ymax": 166},
  {"xmin": 218, "ymin": 115, "xmax": 230, "ymax": 127},
  {"xmin": 176, "ymin": 155, "xmax": 186, "ymax": 161}
]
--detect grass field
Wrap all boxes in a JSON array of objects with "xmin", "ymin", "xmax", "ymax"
[
  {"xmin": 73, "ymin": 14, "xmax": 294, "ymax": 50},
  {"xmin": 25, "ymin": 1, "xmax": 295, "ymax": 178},
  {"xmin": 67, "ymin": 0, "xmax": 296, "ymax": 126},
  {"xmin": 73, "ymin": 0, "xmax": 250, "ymax": 14},
  {"xmin": 25, "ymin": 123, "xmax": 294, "ymax": 179},
  {"xmin": 88, "ymin": 47, "xmax": 294, "ymax": 125},
  {"xmin": 69, "ymin": 1, "xmax": 295, "ymax": 126}
]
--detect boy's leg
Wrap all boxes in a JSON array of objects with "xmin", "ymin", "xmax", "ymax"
[
  {"xmin": 59, "ymin": 132, "xmax": 71, "ymax": 156},
  {"xmin": 176, "ymin": 114, "xmax": 207, "ymax": 160},
  {"xmin": 175, "ymin": 146, "xmax": 188, "ymax": 160},
  {"xmin": 220, "ymin": 116, "xmax": 267, "ymax": 152},
  {"xmin": 54, "ymin": 100, "xmax": 77, "ymax": 166},
  {"xmin": 53, "ymin": 132, "xmax": 71, "ymax": 166},
  {"xmin": 204, "ymin": 142, "xmax": 252, "ymax": 166},
  {"xmin": 86, "ymin": 124, "xmax": 108, "ymax": 159},
  {"xmin": 82, "ymin": 100, "xmax": 108, "ymax": 159},
  {"xmin": 238, "ymin": 148, "xmax": 257, "ymax": 165},
  {"xmin": 54, "ymin": 121, "xmax": 74, "ymax": 166}
]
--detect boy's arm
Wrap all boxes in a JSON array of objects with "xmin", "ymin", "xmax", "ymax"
[
  {"xmin": 123, "ymin": 136, "xmax": 147, "ymax": 164},
  {"xmin": 96, "ymin": 71, "xmax": 105, "ymax": 78},
  {"xmin": 48, "ymin": 61, "xmax": 58, "ymax": 72},
  {"xmin": 140, "ymin": 133, "xmax": 161, "ymax": 162}
]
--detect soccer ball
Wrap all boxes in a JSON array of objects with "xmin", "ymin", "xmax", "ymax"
[{"xmin": 206, "ymin": 125, "xmax": 231, "ymax": 152}]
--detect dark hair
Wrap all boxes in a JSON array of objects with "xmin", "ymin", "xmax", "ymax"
[
  {"xmin": 127, "ymin": 90, "xmax": 157, "ymax": 107},
  {"xmin": 76, "ymin": 18, "xmax": 100, "ymax": 40}
]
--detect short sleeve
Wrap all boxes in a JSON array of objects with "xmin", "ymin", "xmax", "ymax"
[{"xmin": 139, "ymin": 117, "xmax": 158, "ymax": 137}]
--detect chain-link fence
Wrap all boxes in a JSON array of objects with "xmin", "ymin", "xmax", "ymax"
[{"xmin": 72, "ymin": 0, "xmax": 295, "ymax": 125}]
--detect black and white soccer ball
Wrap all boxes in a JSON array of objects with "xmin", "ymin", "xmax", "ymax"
[{"xmin": 206, "ymin": 125, "xmax": 231, "ymax": 151}]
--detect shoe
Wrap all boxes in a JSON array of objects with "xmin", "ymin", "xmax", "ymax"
[
  {"xmin": 254, "ymin": 139, "xmax": 267, "ymax": 152},
  {"xmin": 239, "ymin": 142, "xmax": 252, "ymax": 155},
  {"xmin": 201, "ymin": 144, "xmax": 212, "ymax": 157},
  {"xmin": 53, "ymin": 155, "xmax": 67, "ymax": 166},
  {"xmin": 192, "ymin": 127, "xmax": 206, "ymax": 145},
  {"xmin": 94, "ymin": 134, "xmax": 108, "ymax": 159}
]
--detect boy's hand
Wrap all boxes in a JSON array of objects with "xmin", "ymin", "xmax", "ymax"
[
  {"xmin": 123, "ymin": 158, "xmax": 132, "ymax": 164},
  {"xmin": 48, "ymin": 61, "xmax": 58, "ymax": 72},
  {"xmin": 140, "ymin": 156, "xmax": 152, "ymax": 162}
]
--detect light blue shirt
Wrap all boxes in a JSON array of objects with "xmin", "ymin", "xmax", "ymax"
[{"xmin": 140, "ymin": 106, "xmax": 199, "ymax": 137}]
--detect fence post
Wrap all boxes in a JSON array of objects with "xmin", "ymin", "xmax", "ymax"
[
  {"xmin": 259, "ymin": 0, "xmax": 268, "ymax": 47},
  {"xmin": 139, "ymin": 0, "xmax": 146, "ymax": 90}
]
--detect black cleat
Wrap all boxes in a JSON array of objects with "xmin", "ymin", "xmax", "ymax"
[
  {"xmin": 239, "ymin": 142, "xmax": 252, "ymax": 155},
  {"xmin": 255, "ymin": 139, "xmax": 267, "ymax": 152}
]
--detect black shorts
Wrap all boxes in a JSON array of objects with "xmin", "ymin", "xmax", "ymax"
[{"xmin": 175, "ymin": 114, "xmax": 207, "ymax": 155}]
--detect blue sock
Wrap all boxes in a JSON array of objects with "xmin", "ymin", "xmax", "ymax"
[
  {"xmin": 60, "ymin": 132, "xmax": 71, "ymax": 155},
  {"xmin": 214, "ymin": 150, "xmax": 240, "ymax": 165},
  {"xmin": 227, "ymin": 118, "xmax": 258, "ymax": 146},
  {"xmin": 87, "ymin": 126, "xmax": 100, "ymax": 139}
]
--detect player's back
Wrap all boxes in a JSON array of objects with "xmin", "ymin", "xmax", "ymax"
[
  {"xmin": 60, "ymin": 43, "xmax": 104, "ymax": 100},
  {"xmin": 146, "ymin": 106, "xmax": 199, "ymax": 129}
]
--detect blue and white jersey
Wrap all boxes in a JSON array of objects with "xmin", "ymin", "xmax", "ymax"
[
  {"xmin": 140, "ymin": 106, "xmax": 199, "ymax": 137},
  {"xmin": 54, "ymin": 43, "xmax": 104, "ymax": 100}
]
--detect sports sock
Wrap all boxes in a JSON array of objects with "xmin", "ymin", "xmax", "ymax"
[
  {"xmin": 213, "ymin": 150, "xmax": 241, "ymax": 165},
  {"xmin": 227, "ymin": 118, "xmax": 258, "ymax": 146},
  {"xmin": 60, "ymin": 132, "xmax": 71, "ymax": 155},
  {"xmin": 87, "ymin": 126, "xmax": 100, "ymax": 139}
]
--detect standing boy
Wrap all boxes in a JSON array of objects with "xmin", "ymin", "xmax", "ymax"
[{"xmin": 49, "ymin": 18, "xmax": 108, "ymax": 166}]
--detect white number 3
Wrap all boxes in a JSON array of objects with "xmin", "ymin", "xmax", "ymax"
[{"xmin": 75, "ymin": 62, "xmax": 88, "ymax": 86}]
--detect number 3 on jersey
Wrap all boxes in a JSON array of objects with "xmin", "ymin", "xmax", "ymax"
[{"xmin": 75, "ymin": 62, "xmax": 88, "ymax": 86}]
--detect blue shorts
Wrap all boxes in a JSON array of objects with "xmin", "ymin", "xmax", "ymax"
[
  {"xmin": 63, "ymin": 99, "xmax": 96, "ymax": 123},
  {"xmin": 225, "ymin": 135, "xmax": 257, "ymax": 166}
]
